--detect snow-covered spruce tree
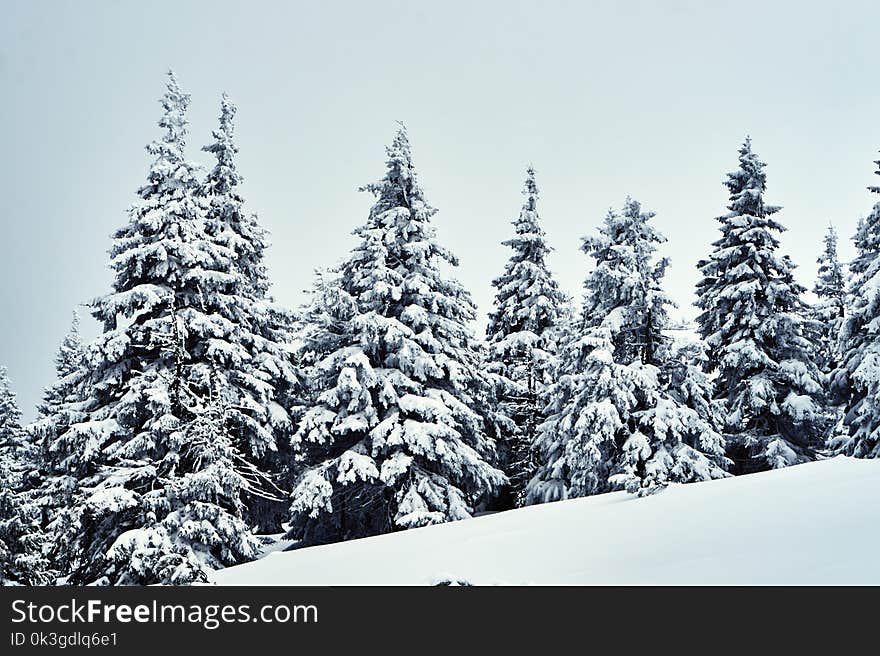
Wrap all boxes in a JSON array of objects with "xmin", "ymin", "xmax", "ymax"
[
  {"xmin": 32, "ymin": 309, "xmax": 88, "ymax": 457},
  {"xmin": 41, "ymin": 72, "xmax": 261, "ymax": 585},
  {"xmin": 831, "ymin": 154, "xmax": 880, "ymax": 458},
  {"xmin": 811, "ymin": 225, "xmax": 846, "ymax": 373},
  {"xmin": 0, "ymin": 367, "xmax": 50, "ymax": 585},
  {"xmin": 199, "ymin": 93, "xmax": 300, "ymax": 529},
  {"xmin": 526, "ymin": 198, "xmax": 728, "ymax": 503},
  {"xmin": 101, "ymin": 373, "xmax": 263, "ymax": 585},
  {"xmin": 201, "ymin": 93, "xmax": 271, "ymax": 298},
  {"xmin": 485, "ymin": 166, "xmax": 567, "ymax": 507},
  {"xmin": 695, "ymin": 138, "xmax": 823, "ymax": 473},
  {"xmin": 37, "ymin": 311, "xmax": 86, "ymax": 419},
  {"xmin": 662, "ymin": 336, "xmax": 730, "ymax": 466},
  {"xmin": 27, "ymin": 311, "xmax": 90, "ymax": 566},
  {"xmin": 0, "ymin": 370, "xmax": 27, "ymax": 456},
  {"xmin": 287, "ymin": 126, "xmax": 507, "ymax": 547}
]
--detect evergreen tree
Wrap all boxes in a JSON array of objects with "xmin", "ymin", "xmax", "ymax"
[
  {"xmin": 37, "ymin": 310, "xmax": 86, "ymax": 419},
  {"xmin": 831, "ymin": 153, "xmax": 880, "ymax": 458},
  {"xmin": 38, "ymin": 72, "xmax": 261, "ymax": 584},
  {"xmin": 695, "ymin": 138, "xmax": 823, "ymax": 473},
  {"xmin": 0, "ymin": 369, "xmax": 26, "ymax": 455},
  {"xmin": 526, "ymin": 198, "xmax": 728, "ymax": 503},
  {"xmin": 201, "ymin": 93, "xmax": 270, "ymax": 297},
  {"xmin": 101, "ymin": 373, "xmax": 263, "ymax": 585},
  {"xmin": 28, "ymin": 311, "xmax": 90, "ymax": 565},
  {"xmin": 287, "ymin": 126, "xmax": 507, "ymax": 547},
  {"xmin": 811, "ymin": 225, "xmax": 847, "ymax": 373},
  {"xmin": 485, "ymin": 166, "xmax": 567, "ymax": 506},
  {"xmin": 32, "ymin": 309, "xmax": 88, "ymax": 461},
  {"xmin": 0, "ymin": 367, "xmax": 49, "ymax": 585},
  {"xmin": 198, "ymin": 92, "xmax": 300, "ymax": 530}
]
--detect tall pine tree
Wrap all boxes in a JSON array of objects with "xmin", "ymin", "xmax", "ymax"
[
  {"xmin": 832, "ymin": 152, "xmax": 880, "ymax": 458},
  {"xmin": 485, "ymin": 166, "xmax": 567, "ymax": 506},
  {"xmin": 288, "ymin": 125, "xmax": 507, "ymax": 547},
  {"xmin": 198, "ymin": 92, "xmax": 300, "ymax": 530},
  {"xmin": 526, "ymin": 198, "xmax": 727, "ymax": 503},
  {"xmin": 29, "ymin": 311, "xmax": 90, "ymax": 567},
  {"xmin": 811, "ymin": 224, "xmax": 846, "ymax": 373},
  {"xmin": 37, "ymin": 72, "xmax": 262, "ymax": 584},
  {"xmin": 0, "ymin": 367, "xmax": 49, "ymax": 585},
  {"xmin": 37, "ymin": 310, "xmax": 86, "ymax": 419},
  {"xmin": 695, "ymin": 138, "xmax": 823, "ymax": 473}
]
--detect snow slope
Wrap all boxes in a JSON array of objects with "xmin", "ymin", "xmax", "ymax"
[{"xmin": 212, "ymin": 456, "xmax": 880, "ymax": 585}]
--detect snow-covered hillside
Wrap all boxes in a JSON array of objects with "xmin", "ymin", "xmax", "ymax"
[{"xmin": 212, "ymin": 456, "xmax": 880, "ymax": 585}]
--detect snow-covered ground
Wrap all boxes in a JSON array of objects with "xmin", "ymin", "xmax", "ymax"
[{"xmin": 212, "ymin": 456, "xmax": 880, "ymax": 585}]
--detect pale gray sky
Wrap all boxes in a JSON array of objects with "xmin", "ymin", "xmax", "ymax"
[{"xmin": 2, "ymin": 0, "xmax": 879, "ymax": 418}]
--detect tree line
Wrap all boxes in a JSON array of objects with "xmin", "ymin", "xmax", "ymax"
[{"xmin": 1, "ymin": 72, "xmax": 877, "ymax": 585}]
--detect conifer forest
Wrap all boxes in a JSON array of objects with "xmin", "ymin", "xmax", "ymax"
[{"xmin": 2, "ymin": 67, "xmax": 879, "ymax": 585}]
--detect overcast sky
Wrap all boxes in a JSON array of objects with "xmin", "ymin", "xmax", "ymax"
[{"xmin": 2, "ymin": 0, "xmax": 879, "ymax": 418}]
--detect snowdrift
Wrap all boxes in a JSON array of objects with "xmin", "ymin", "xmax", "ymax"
[{"xmin": 212, "ymin": 456, "xmax": 880, "ymax": 585}]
